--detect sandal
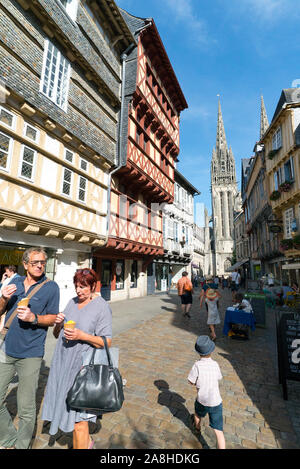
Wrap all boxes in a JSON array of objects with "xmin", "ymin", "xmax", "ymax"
[
  {"xmin": 190, "ymin": 414, "xmax": 201, "ymax": 434},
  {"xmin": 88, "ymin": 438, "xmax": 95, "ymax": 450}
]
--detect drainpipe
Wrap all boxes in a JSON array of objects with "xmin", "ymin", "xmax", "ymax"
[{"xmin": 96, "ymin": 42, "xmax": 136, "ymax": 251}]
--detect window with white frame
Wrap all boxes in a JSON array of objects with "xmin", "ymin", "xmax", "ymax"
[
  {"xmin": 284, "ymin": 157, "xmax": 294, "ymax": 182},
  {"xmin": 0, "ymin": 106, "xmax": 16, "ymax": 129},
  {"xmin": 174, "ymin": 222, "xmax": 178, "ymax": 242},
  {"xmin": 285, "ymin": 207, "xmax": 294, "ymax": 238},
  {"xmin": 80, "ymin": 158, "xmax": 88, "ymax": 172},
  {"xmin": 78, "ymin": 176, "xmax": 87, "ymax": 202},
  {"xmin": 274, "ymin": 168, "xmax": 282, "ymax": 191},
  {"xmin": 20, "ymin": 146, "xmax": 36, "ymax": 181},
  {"xmin": 0, "ymin": 131, "xmax": 12, "ymax": 170},
  {"xmin": 168, "ymin": 219, "xmax": 174, "ymax": 239},
  {"xmin": 24, "ymin": 122, "xmax": 39, "ymax": 143},
  {"xmin": 40, "ymin": 40, "xmax": 71, "ymax": 110},
  {"xmin": 272, "ymin": 126, "xmax": 282, "ymax": 150},
  {"xmin": 62, "ymin": 167, "xmax": 72, "ymax": 196},
  {"xmin": 58, "ymin": 0, "xmax": 78, "ymax": 21},
  {"xmin": 64, "ymin": 148, "xmax": 74, "ymax": 163}
]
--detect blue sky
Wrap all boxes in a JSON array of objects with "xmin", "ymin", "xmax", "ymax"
[{"xmin": 117, "ymin": 0, "xmax": 300, "ymax": 224}]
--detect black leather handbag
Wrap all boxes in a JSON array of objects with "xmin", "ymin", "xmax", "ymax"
[{"xmin": 67, "ymin": 336, "xmax": 124, "ymax": 413}]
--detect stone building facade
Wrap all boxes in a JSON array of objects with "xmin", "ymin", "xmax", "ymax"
[{"xmin": 211, "ymin": 100, "xmax": 240, "ymax": 276}]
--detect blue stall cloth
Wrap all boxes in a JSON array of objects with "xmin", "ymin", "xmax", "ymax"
[{"xmin": 223, "ymin": 307, "xmax": 256, "ymax": 336}]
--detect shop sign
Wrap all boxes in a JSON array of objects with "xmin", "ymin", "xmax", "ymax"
[{"xmin": 270, "ymin": 224, "xmax": 282, "ymax": 233}]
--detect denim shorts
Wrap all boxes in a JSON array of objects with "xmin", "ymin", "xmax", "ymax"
[{"xmin": 195, "ymin": 400, "xmax": 223, "ymax": 431}]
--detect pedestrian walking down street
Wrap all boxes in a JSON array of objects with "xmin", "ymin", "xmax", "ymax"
[
  {"xmin": 188, "ymin": 335, "xmax": 225, "ymax": 450},
  {"xmin": 230, "ymin": 269, "xmax": 241, "ymax": 301},
  {"xmin": 41, "ymin": 268, "xmax": 112, "ymax": 450},
  {"xmin": 0, "ymin": 247, "xmax": 60, "ymax": 449},
  {"xmin": 177, "ymin": 272, "xmax": 193, "ymax": 318},
  {"xmin": 200, "ymin": 288, "xmax": 221, "ymax": 341}
]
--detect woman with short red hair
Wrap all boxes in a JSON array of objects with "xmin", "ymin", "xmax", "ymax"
[{"xmin": 42, "ymin": 268, "xmax": 112, "ymax": 449}]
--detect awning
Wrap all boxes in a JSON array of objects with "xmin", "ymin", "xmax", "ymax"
[
  {"xmin": 282, "ymin": 263, "xmax": 300, "ymax": 270},
  {"xmin": 226, "ymin": 259, "xmax": 249, "ymax": 272}
]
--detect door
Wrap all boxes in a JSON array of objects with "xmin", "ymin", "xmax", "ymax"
[
  {"xmin": 147, "ymin": 262, "xmax": 155, "ymax": 295},
  {"xmin": 101, "ymin": 260, "xmax": 112, "ymax": 301}
]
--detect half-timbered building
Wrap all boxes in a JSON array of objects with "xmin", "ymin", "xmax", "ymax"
[
  {"xmin": 92, "ymin": 10, "xmax": 188, "ymax": 301},
  {"xmin": 0, "ymin": 0, "xmax": 134, "ymax": 307}
]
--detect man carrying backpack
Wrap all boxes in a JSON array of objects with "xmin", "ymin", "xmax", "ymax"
[{"xmin": 177, "ymin": 271, "xmax": 193, "ymax": 318}]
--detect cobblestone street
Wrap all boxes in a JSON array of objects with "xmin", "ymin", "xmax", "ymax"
[{"xmin": 4, "ymin": 288, "xmax": 300, "ymax": 450}]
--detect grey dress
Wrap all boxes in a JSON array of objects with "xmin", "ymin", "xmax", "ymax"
[{"xmin": 42, "ymin": 296, "xmax": 112, "ymax": 435}]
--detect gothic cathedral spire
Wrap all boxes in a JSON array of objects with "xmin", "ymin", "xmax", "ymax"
[
  {"xmin": 260, "ymin": 95, "xmax": 269, "ymax": 139},
  {"xmin": 210, "ymin": 98, "xmax": 239, "ymax": 276},
  {"xmin": 216, "ymin": 98, "xmax": 227, "ymax": 151}
]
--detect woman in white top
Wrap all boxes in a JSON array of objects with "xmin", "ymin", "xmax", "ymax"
[{"xmin": 200, "ymin": 288, "xmax": 221, "ymax": 341}]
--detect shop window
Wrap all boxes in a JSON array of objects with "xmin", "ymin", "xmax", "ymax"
[
  {"xmin": 19, "ymin": 145, "xmax": 36, "ymax": 181},
  {"xmin": 0, "ymin": 106, "xmax": 16, "ymax": 129},
  {"xmin": 0, "ymin": 131, "xmax": 12, "ymax": 171},
  {"xmin": 78, "ymin": 176, "xmax": 87, "ymax": 203},
  {"xmin": 115, "ymin": 260, "xmax": 124, "ymax": 290},
  {"xmin": 130, "ymin": 260, "xmax": 138, "ymax": 288},
  {"xmin": 40, "ymin": 40, "xmax": 71, "ymax": 111},
  {"xmin": 62, "ymin": 167, "xmax": 72, "ymax": 196}
]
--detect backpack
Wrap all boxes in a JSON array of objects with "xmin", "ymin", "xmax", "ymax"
[{"xmin": 184, "ymin": 280, "xmax": 192, "ymax": 292}]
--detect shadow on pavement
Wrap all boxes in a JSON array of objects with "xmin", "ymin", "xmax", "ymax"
[
  {"xmin": 160, "ymin": 287, "xmax": 300, "ymax": 448},
  {"xmin": 154, "ymin": 379, "xmax": 209, "ymax": 449}
]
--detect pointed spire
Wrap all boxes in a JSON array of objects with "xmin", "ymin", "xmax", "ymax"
[
  {"xmin": 260, "ymin": 95, "xmax": 269, "ymax": 139},
  {"xmin": 216, "ymin": 97, "xmax": 228, "ymax": 152}
]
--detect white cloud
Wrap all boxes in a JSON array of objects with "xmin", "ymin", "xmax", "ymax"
[
  {"xmin": 163, "ymin": 0, "xmax": 212, "ymax": 46},
  {"xmin": 234, "ymin": 0, "xmax": 298, "ymax": 23}
]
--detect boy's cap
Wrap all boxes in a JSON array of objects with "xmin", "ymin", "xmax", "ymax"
[{"xmin": 195, "ymin": 335, "xmax": 215, "ymax": 356}]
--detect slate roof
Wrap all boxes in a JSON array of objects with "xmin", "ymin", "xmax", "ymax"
[{"xmin": 272, "ymin": 88, "xmax": 300, "ymax": 122}]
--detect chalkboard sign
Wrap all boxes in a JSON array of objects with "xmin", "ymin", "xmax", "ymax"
[
  {"xmin": 276, "ymin": 310, "xmax": 300, "ymax": 400},
  {"xmin": 244, "ymin": 293, "xmax": 266, "ymax": 327}
]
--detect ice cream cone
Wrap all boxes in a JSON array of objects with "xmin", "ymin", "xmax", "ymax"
[
  {"xmin": 64, "ymin": 320, "xmax": 76, "ymax": 330},
  {"xmin": 18, "ymin": 297, "xmax": 29, "ymax": 307}
]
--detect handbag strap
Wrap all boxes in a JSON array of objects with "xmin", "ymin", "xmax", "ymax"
[
  {"xmin": 4, "ymin": 278, "xmax": 50, "ymax": 331},
  {"xmin": 90, "ymin": 336, "xmax": 113, "ymax": 368}
]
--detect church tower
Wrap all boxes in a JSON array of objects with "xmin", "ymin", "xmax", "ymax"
[{"xmin": 211, "ymin": 99, "xmax": 239, "ymax": 275}]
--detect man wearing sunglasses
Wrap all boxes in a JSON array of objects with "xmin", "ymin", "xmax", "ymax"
[{"xmin": 0, "ymin": 247, "xmax": 59, "ymax": 449}]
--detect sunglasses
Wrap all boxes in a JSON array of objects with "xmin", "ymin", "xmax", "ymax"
[
  {"xmin": 76, "ymin": 269, "xmax": 91, "ymax": 275},
  {"xmin": 28, "ymin": 260, "xmax": 47, "ymax": 266}
]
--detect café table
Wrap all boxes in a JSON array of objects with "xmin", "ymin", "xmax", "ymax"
[{"xmin": 223, "ymin": 307, "xmax": 256, "ymax": 336}]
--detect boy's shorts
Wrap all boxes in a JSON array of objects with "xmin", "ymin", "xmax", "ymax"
[{"xmin": 195, "ymin": 400, "xmax": 223, "ymax": 431}]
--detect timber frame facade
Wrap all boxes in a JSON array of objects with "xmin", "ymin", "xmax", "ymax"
[
  {"xmin": 93, "ymin": 10, "xmax": 188, "ymax": 301},
  {"xmin": 0, "ymin": 0, "xmax": 134, "ymax": 308}
]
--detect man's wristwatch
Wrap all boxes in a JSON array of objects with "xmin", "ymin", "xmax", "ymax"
[{"xmin": 31, "ymin": 313, "xmax": 38, "ymax": 326}]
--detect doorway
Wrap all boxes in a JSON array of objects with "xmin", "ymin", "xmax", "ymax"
[{"xmin": 101, "ymin": 260, "xmax": 112, "ymax": 301}]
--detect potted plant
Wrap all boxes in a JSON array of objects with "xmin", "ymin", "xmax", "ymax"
[
  {"xmin": 267, "ymin": 149, "xmax": 279, "ymax": 160},
  {"xmin": 280, "ymin": 238, "xmax": 294, "ymax": 251},
  {"xmin": 293, "ymin": 235, "xmax": 300, "ymax": 250},
  {"xmin": 279, "ymin": 180, "xmax": 293, "ymax": 192},
  {"xmin": 270, "ymin": 190, "xmax": 281, "ymax": 201}
]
